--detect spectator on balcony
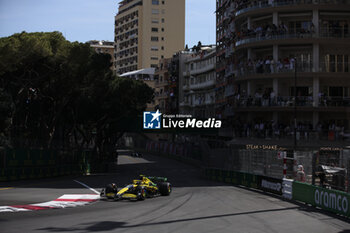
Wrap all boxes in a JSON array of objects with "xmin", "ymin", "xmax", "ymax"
[
  {"xmin": 276, "ymin": 59, "xmax": 283, "ymax": 72},
  {"xmin": 270, "ymin": 58, "xmax": 275, "ymax": 73},
  {"xmin": 265, "ymin": 57, "xmax": 271, "ymax": 73},
  {"xmin": 283, "ymin": 57, "xmax": 290, "ymax": 70},
  {"xmin": 290, "ymin": 57, "xmax": 295, "ymax": 70}
]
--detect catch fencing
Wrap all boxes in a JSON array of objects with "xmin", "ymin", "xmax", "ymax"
[{"xmin": 0, "ymin": 148, "xmax": 93, "ymax": 181}]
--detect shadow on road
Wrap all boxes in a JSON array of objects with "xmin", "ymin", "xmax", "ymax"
[{"xmin": 37, "ymin": 206, "xmax": 300, "ymax": 232}]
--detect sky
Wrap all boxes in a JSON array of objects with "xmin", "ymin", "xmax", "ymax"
[{"xmin": 0, "ymin": 0, "xmax": 216, "ymax": 47}]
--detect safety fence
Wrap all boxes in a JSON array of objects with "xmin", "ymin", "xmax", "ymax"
[
  {"xmin": 0, "ymin": 149, "xmax": 93, "ymax": 181},
  {"xmin": 145, "ymin": 141, "xmax": 202, "ymax": 165},
  {"xmin": 205, "ymin": 167, "xmax": 350, "ymax": 218}
]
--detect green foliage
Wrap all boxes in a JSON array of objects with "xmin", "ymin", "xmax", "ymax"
[{"xmin": 0, "ymin": 32, "xmax": 153, "ymax": 160}]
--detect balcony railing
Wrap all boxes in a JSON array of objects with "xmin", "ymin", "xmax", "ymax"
[
  {"xmin": 230, "ymin": 96, "xmax": 350, "ymax": 108},
  {"xmin": 320, "ymin": 62, "xmax": 350, "ymax": 73},
  {"xmin": 319, "ymin": 27, "xmax": 350, "ymax": 38},
  {"xmin": 235, "ymin": 61, "xmax": 350, "ymax": 77},
  {"xmin": 236, "ymin": 33, "xmax": 314, "ymax": 47},
  {"xmin": 189, "ymin": 63, "xmax": 215, "ymax": 76},
  {"xmin": 236, "ymin": 61, "xmax": 312, "ymax": 77},
  {"xmin": 235, "ymin": 0, "xmax": 350, "ymax": 17},
  {"xmin": 189, "ymin": 79, "xmax": 215, "ymax": 90}
]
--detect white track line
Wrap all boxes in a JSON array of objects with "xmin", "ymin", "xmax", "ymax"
[{"xmin": 73, "ymin": 180, "xmax": 100, "ymax": 194}]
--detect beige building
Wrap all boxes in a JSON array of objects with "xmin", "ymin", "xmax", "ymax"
[{"xmin": 114, "ymin": 0, "xmax": 185, "ymax": 75}]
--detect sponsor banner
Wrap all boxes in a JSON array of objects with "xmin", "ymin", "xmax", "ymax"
[
  {"xmin": 257, "ymin": 176, "xmax": 283, "ymax": 195},
  {"xmin": 293, "ymin": 181, "xmax": 350, "ymax": 217}
]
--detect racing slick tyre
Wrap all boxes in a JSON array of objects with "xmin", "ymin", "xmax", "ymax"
[
  {"xmin": 105, "ymin": 184, "xmax": 118, "ymax": 199},
  {"xmin": 100, "ymin": 188, "xmax": 106, "ymax": 197},
  {"xmin": 137, "ymin": 187, "xmax": 146, "ymax": 201},
  {"xmin": 159, "ymin": 182, "xmax": 171, "ymax": 196}
]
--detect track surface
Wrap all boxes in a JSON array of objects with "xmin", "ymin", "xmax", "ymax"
[{"xmin": 1, "ymin": 153, "xmax": 349, "ymax": 233}]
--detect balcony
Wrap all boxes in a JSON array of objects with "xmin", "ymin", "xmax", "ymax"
[
  {"xmin": 183, "ymin": 84, "xmax": 190, "ymax": 91},
  {"xmin": 231, "ymin": 96, "xmax": 350, "ymax": 109},
  {"xmin": 189, "ymin": 79, "xmax": 215, "ymax": 90},
  {"xmin": 179, "ymin": 101, "xmax": 190, "ymax": 107},
  {"xmin": 190, "ymin": 63, "xmax": 215, "ymax": 76},
  {"xmin": 193, "ymin": 98, "xmax": 215, "ymax": 107},
  {"xmin": 155, "ymin": 92, "xmax": 169, "ymax": 100},
  {"xmin": 236, "ymin": 32, "xmax": 315, "ymax": 47},
  {"xmin": 183, "ymin": 70, "xmax": 190, "ymax": 76},
  {"xmin": 236, "ymin": 61, "xmax": 313, "ymax": 78},
  {"xmin": 235, "ymin": 61, "xmax": 350, "ymax": 79},
  {"xmin": 319, "ymin": 27, "xmax": 350, "ymax": 39},
  {"xmin": 235, "ymin": 0, "xmax": 350, "ymax": 18}
]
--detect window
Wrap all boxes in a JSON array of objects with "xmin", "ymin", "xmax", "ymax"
[
  {"xmin": 162, "ymin": 1, "xmax": 165, "ymax": 4},
  {"xmin": 152, "ymin": 9, "xmax": 159, "ymax": 14},
  {"xmin": 151, "ymin": 64, "xmax": 158, "ymax": 68},
  {"xmin": 151, "ymin": 46, "xmax": 158, "ymax": 51},
  {"xmin": 151, "ymin": 36, "xmax": 159, "ymax": 41},
  {"xmin": 161, "ymin": 55, "xmax": 164, "ymax": 59},
  {"xmin": 161, "ymin": 46, "xmax": 164, "ymax": 50},
  {"xmin": 161, "ymin": 18, "xmax": 165, "ymax": 23},
  {"xmin": 161, "ymin": 28, "xmax": 164, "ymax": 32},
  {"xmin": 151, "ymin": 56, "xmax": 158, "ymax": 60},
  {"xmin": 161, "ymin": 37, "xmax": 164, "ymax": 41},
  {"xmin": 152, "ymin": 27, "xmax": 159, "ymax": 32},
  {"xmin": 152, "ymin": 19, "xmax": 159, "ymax": 24},
  {"xmin": 152, "ymin": 0, "xmax": 159, "ymax": 5}
]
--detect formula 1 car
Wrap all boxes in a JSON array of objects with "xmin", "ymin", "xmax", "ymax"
[{"xmin": 100, "ymin": 175, "xmax": 171, "ymax": 201}]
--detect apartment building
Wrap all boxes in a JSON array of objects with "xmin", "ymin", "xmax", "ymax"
[
  {"xmin": 114, "ymin": 0, "xmax": 185, "ymax": 75},
  {"xmin": 181, "ymin": 46, "xmax": 216, "ymax": 118},
  {"xmin": 154, "ymin": 58, "xmax": 171, "ymax": 113},
  {"xmin": 217, "ymin": 0, "xmax": 350, "ymax": 138}
]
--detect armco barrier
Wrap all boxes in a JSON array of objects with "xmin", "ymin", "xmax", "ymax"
[
  {"xmin": 293, "ymin": 181, "xmax": 350, "ymax": 217},
  {"xmin": 205, "ymin": 168, "xmax": 295, "ymax": 199}
]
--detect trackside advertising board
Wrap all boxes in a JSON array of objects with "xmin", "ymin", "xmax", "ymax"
[
  {"xmin": 293, "ymin": 181, "xmax": 350, "ymax": 217},
  {"xmin": 257, "ymin": 176, "xmax": 283, "ymax": 195}
]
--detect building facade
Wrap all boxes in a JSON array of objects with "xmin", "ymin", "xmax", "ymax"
[
  {"xmin": 217, "ymin": 0, "xmax": 350, "ymax": 138},
  {"xmin": 114, "ymin": 0, "xmax": 185, "ymax": 75},
  {"xmin": 181, "ymin": 46, "xmax": 217, "ymax": 118},
  {"xmin": 154, "ymin": 58, "xmax": 171, "ymax": 113}
]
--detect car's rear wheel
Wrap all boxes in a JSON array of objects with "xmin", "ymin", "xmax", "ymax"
[
  {"xmin": 159, "ymin": 182, "xmax": 171, "ymax": 196},
  {"xmin": 137, "ymin": 187, "xmax": 146, "ymax": 200}
]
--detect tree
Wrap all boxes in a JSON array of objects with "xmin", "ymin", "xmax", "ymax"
[{"xmin": 0, "ymin": 31, "xmax": 154, "ymax": 163}]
